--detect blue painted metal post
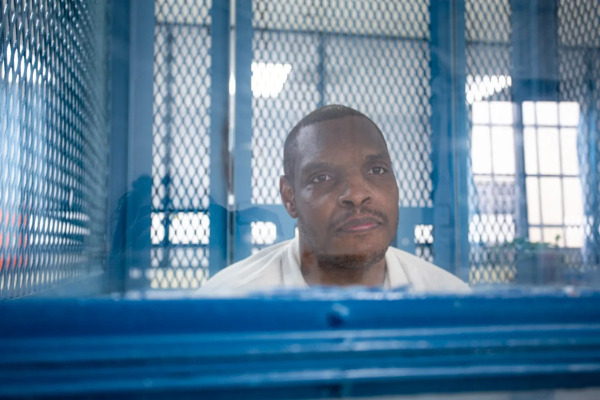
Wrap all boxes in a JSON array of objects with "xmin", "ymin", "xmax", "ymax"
[
  {"xmin": 107, "ymin": 0, "xmax": 132, "ymax": 294},
  {"xmin": 233, "ymin": 0, "xmax": 254, "ymax": 262},
  {"xmin": 124, "ymin": 0, "xmax": 155, "ymax": 292},
  {"xmin": 208, "ymin": 0, "xmax": 231, "ymax": 276},
  {"xmin": 107, "ymin": 0, "xmax": 155, "ymax": 294},
  {"xmin": 584, "ymin": 49, "xmax": 599, "ymax": 267},
  {"xmin": 511, "ymin": 0, "xmax": 559, "ymax": 103},
  {"xmin": 511, "ymin": 0, "xmax": 559, "ymax": 241},
  {"xmin": 430, "ymin": 0, "xmax": 470, "ymax": 279}
]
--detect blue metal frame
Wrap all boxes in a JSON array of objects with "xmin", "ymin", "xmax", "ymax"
[
  {"xmin": 208, "ymin": 0, "xmax": 231, "ymax": 277},
  {"xmin": 106, "ymin": 0, "xmax": 132, "ymax": 294},
  {"xmin": 430, "ymin": 0, "xmax": 470, "ymax": 278},
  {"xmin": 107, "ymin": 0, "xmax": 155, "ymax": 293},
  {"xmin": 2, "ymin": 291, "xmax": 600, "ymax": 398},
  {"xmin": 233, "ymin": 0, "xmax": 256, "ymax": 262},
  {"xmin": 511, "ymin": 0, "xmax": 560, "ymax": 244},
  {"xmin": 511, "ymin": 0, "xmax": 559, "ymax": 103}
]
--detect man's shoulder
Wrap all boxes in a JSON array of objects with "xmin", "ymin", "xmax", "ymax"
[
  {"xmin": 387, "ymin": 246, "xmax": 470, "ymax": 292},
  {"xmin": 200, "ymin": 240, "xmax": 292, "ymax": 291}
]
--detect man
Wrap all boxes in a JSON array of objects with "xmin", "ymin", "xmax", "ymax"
[{"xmin": 203, "ymin": 105, "xmax": 468, "ymax": 292}]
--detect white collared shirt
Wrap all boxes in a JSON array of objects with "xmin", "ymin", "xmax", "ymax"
[{"xmin": 200, "ymin": 237, "xmax": 470, "ymax": 294}]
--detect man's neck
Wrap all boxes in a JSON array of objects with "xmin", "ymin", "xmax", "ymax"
[{"xmin": 299, "ymin": 250, "xmax": 387, "ymax": 287}]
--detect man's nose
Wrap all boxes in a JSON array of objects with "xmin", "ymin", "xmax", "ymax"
[{"xmin": 338, "ymin": 174, "xmax": 372, "ymax": 207}]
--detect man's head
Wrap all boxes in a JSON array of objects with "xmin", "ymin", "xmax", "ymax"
[{"xmin": 280, "ymin": 105, "xmax": 399, "ymax": 272}]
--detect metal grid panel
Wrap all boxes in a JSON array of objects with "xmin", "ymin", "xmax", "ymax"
[
  {"xmin": 415, "ymin": 224, "xmax": 434, "ymax": 263},
  {"xmin": 251, "ymin": 30, "xmax": 321, "ymax": 204},
  {"xmin": 465, "ymin": 0, "xmax": 516, "ymax": 284},
  {"xmin": 325, "ymin": 36, "xmax": 432, "ymax": 208},
  {"xmin": 149, "ymin": 0, "xmax": 212, "ymax": 290},
  {"xmin": 250, "ymin": 0, "xmax": 433, "ymax": 257},
  {"xmin": 0, "ymin": 0, "xmax": 109, "ymax": 298},
  {"xmin": 253, "ymin": 0, "xmax": 428, "ymax": 38},
  {"xmin": 557, "ymin": 0, "xmax": 600, "ymax": 272}
]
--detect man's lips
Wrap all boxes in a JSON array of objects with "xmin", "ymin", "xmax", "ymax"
[{"xmin": 337, "ymin": 216, "xmax": 382, "ymax": 232}]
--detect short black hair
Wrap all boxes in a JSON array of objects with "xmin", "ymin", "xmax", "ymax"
[{"xmin": 283, "ymin": 105, "xmax": 386, "ymax": 184}]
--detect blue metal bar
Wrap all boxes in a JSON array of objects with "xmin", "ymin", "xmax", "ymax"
[
  {"xmin": 450, "ymin": 0, "xmax": 470, "ymax": 280},
  {"xmin": 317, "ymin": 33, "xmax": 326, "ymax": 107},
  {"xmin": 159, "ymin": 24, "xmax": 174, "ymax": 269},
  {"xmin": 585, "ymin": 47, "xmax": 599, "ymax": 266},
  {"xmin": 107, "ymin": 0, "xmax": 132, "ymax": 294},
  {"xmin": 2, "ymin": 292, "xmax": 600, "ymax": 398},
  {"xmin": 208, "ymin": 0, "xmax": 231, "ymax": 277},
  {"xmin": 124, "ymin": 0, "xmax": 155, "ymax": 292},
  {"xmin": 233, "ymin": 0, "xmax": 255, "ymax": 262},
  {"xmin": 512, "ymin": 103, "xmax": 529, "ymax": 240},
  {"xmin": 429, "ymin": 0, "xmax": 470, "ymax": 277},
  {"xmin": 511, "ymin": 0, "xmax": 559, "ymax": 102}
]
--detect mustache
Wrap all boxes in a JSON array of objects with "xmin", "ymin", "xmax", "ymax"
[{"xmin": 328, "ymin": 207, "xmax": 389, "ymax": 231}]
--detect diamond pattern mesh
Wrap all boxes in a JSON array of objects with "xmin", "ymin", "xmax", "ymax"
[
  {"xmin": 251, "ymin": 0, "xmax": 433, "ymax": 255},
  {"xmin": 466, "ymin": 0, "xmax": 516, "ymax": 284},
  {"xmin": 149, "ymin": 0, "xmax": 212, "ymax": 290},
  {"xmin": 557, "ymin": 0, "xmax": 600, "ymax": 274},
  {"xmin": 0, "ymin": 0, "xmax": 109, "ymax": 298},
  {"xmin": 467, "ymin": 0, "xmax": 600, "ymax": 284}
]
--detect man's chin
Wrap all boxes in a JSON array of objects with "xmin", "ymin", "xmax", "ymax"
[{"xmin": 317, "ymin": 248, "xmax": 387, "ymax": 270}]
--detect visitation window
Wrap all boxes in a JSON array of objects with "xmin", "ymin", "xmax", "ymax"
[
  {"xmin": 470, "ymin": 100, "xmax": 584, "ymax": 248},
  {"xmin": 523, "ymin": 101, "xmax": 583, "ymax": 248},
  {"xmin": 470, "ymin": 100, "xmax": 516, "ymax": 244}
]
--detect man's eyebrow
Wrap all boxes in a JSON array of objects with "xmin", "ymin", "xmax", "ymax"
[
  {"xmin": 300, "ymin": 161, "xmax": 334, "ymax": 175},
  {"xmin": 365, "ymin": 152, "xmax": 391, "ymax": 162}
]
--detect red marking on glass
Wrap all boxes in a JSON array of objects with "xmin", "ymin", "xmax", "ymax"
[
  {"xmin": 19, "ymin": 254, "xmax": 22, "ymax": 269},
  {"xmin": 0, "ymin": 254, "xmax": 3, "ymax": 272},
  {"xmin": 18, "ymin": 213, "xmax": 22, "ymax": 228},
  {"xmin": 24, "ymin": 214, "xmax": 28, "ymax": 228},
  {"xmin": 18, "ymin": 234, "xmax": 22, "ymax": 248},
  {"xmin": 12, "ymin": 213, "xmax": 15, "ymax": 227},
  {"xmin": 12, "ymin": 255, "xmax": 16, "ymax": 269},
  {"xmin": 6, "ymin": 255, "xmax": 10, "ymax": 270},
  {"xmin": 5, "ymin": 234, "xmax": 9, "ymax": 248}
]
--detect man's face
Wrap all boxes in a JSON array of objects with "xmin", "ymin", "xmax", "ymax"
[{"xmin": 282, "ymin": 116, "xmax": 399, "ymax": 265}]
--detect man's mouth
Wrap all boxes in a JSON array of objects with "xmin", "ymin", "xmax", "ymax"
[{"xmin": 337, "ymin": 217, "xmax": 381, "ymax": 233}]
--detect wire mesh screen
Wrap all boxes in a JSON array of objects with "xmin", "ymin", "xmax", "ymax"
[
  {"xmin": 465, "ymin": 0, "xmax": 517, "ymax": 284},
  {"xmin": 557, "ymin": 0, "xmax": 600, "ymax": 274},
  {"xmin": 467, "ymin": 0, "xmax": 600, "ymax": 285},
  {"xmin": 149, "ymin": 0, "xmax": 212, "ymax": 289},
  {"xmin": 251, "ymin": 0, "xmax": 433, "ymax": 254},
  {"xmin": 0, "ymin": 0, "xmax": 109, "ymax": 298}
]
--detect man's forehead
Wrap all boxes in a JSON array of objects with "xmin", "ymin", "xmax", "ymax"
[{"xmin": 295, "ymin": 115, "xmax": 388, "ymax": 150}]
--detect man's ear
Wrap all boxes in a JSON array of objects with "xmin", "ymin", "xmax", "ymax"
[{"xmin": 280, "ymin": 175, "xmax": 298, "ymax": 219}]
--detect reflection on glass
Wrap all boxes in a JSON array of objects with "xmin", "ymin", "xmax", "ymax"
[
  {"xmin": 539, "ymin": 177, "xmax": 563, "ymax": 225},
  {"xmin": 523, "ymin": 127, "xmax": 538, "ymax": 174},
  {"xmin": 560, "ymin": 128, "xmax": 579, "ymax": 175},
  {"xmin": 491, "ymin": 127, "xmax": 515, "ymax": 174},
  {"xmin": 559, "ymin": 102, "xmax": 580, "ymax": 126},
  {"xmin": 489, "ymin": 101, "xmax": 513, "ymax": 125},
  {"xmin": 537, "ymin": 128, "xmax": 561, "ymax": 175},
  {"xmin": 536, "ymin": 101, "xmax": 559, "ymax": 126},
  {"xmin": 471, "ymin": 126, "xmax": 492, "ymax": 174},
  {"xmin": 526, "ymin": 177, "xmax": 541, "ymax": 225},
  {"xmin": 522, "ymin": 101, "xmax": 536, "ymax": 125}
]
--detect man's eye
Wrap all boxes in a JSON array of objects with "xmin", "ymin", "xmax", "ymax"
[
  {"xmin": 369, "ymin": 166, "xmax": 387, "ymax": 175},
  {"xmin": 312, "ymin": 174, "xmax": 332, "ymax": 183}
]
